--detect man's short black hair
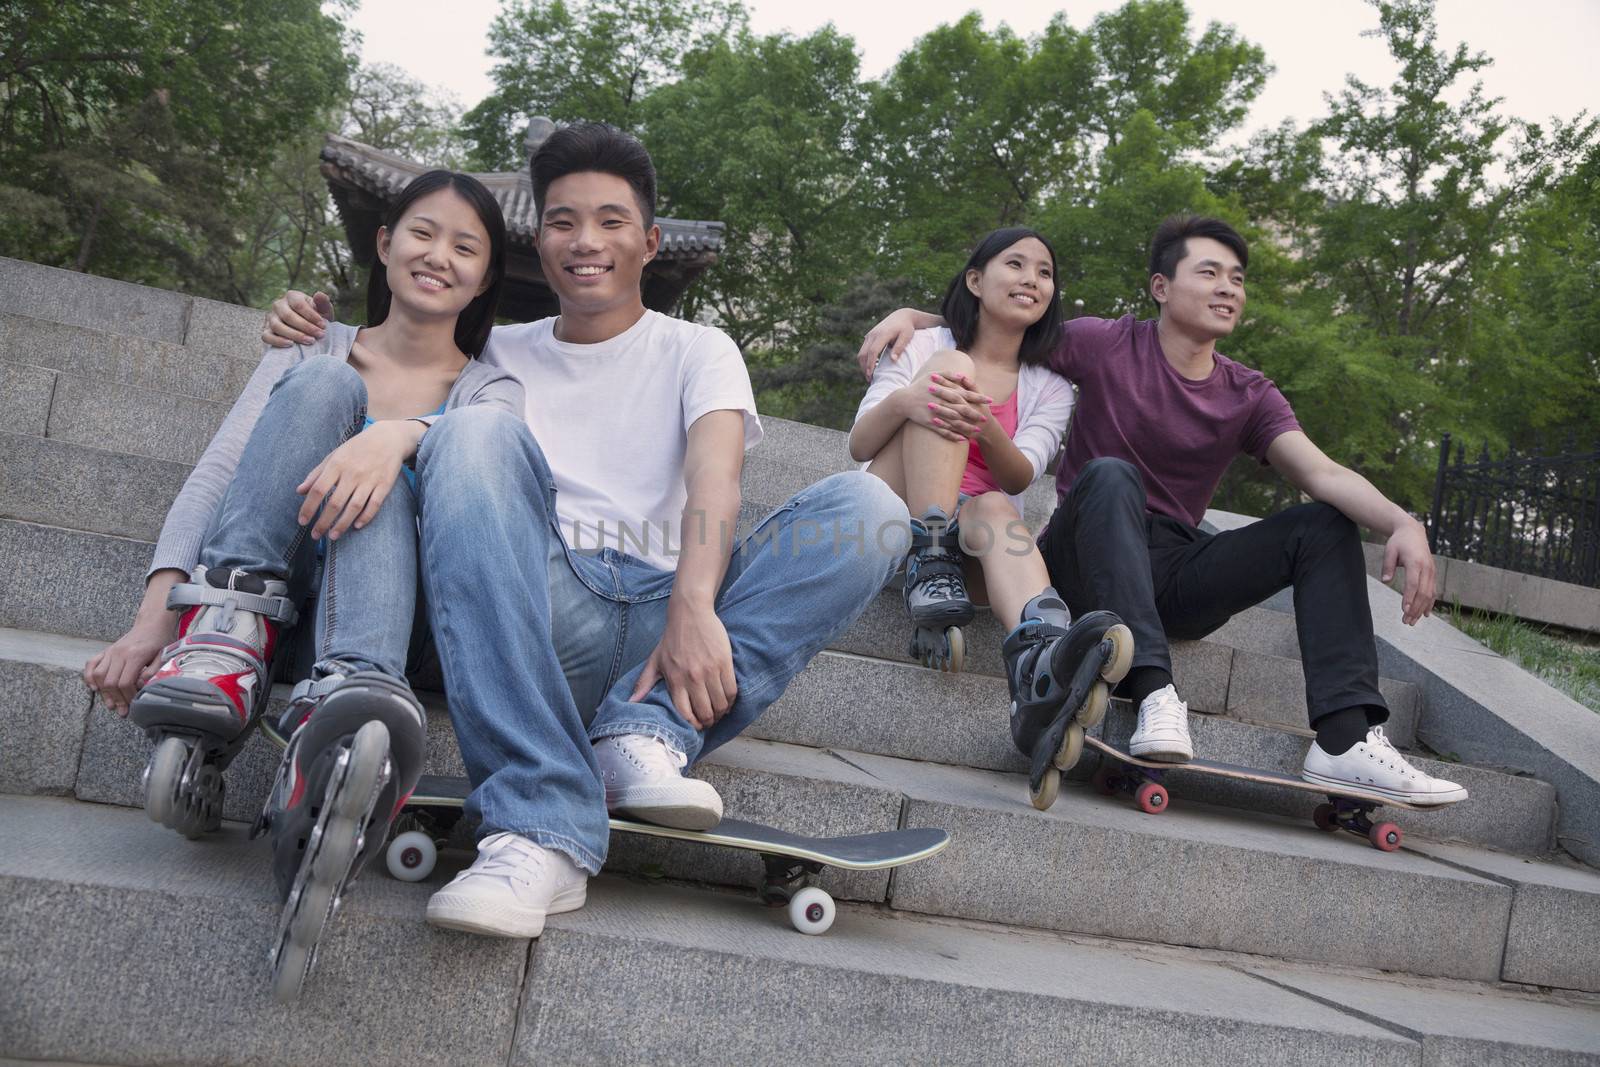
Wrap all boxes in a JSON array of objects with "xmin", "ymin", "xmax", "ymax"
[
  {"xmin": 1147, "ymin": 215, "xmax": 1248, "ymax": 287},
  {"xmin": 530, "ymin": 121, "xmax": 657, "ymax": 229}
]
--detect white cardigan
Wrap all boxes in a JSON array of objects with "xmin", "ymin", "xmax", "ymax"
[{"xmin": 853, "ymin": 327, "xmax": 1075, "ymax": 516}]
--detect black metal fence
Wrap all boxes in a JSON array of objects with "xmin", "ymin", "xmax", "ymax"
[{"xmin": 1428, "ymin": 434, "xmax": 1600, "ymax": 588}]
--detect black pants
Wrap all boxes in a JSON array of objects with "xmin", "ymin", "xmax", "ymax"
[{"xmin": 1037, "ymin": 458, "xmax": 1387, "ymax": 727}]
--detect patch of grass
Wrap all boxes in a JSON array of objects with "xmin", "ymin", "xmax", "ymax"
[{"xmin": 1449, "ymin": 606, "xmax": 1600, "ymax": 714}]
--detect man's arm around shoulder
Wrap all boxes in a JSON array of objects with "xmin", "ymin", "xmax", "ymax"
[{"xmin": 1266, "ymin": 430, "xmax": 1436, "ymax": 625}]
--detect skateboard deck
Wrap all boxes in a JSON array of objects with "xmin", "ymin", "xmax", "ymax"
[
  {"xmin": 260, "ymin": 716, "xmax": 948, "ymax": 933},
  {"xmin": 1084, "ymin": 735, "xmax": 1447, "ymax": 851},
  {"xmin": 391, "ymin": 774, "xmax": 949, "ymax": 933}
]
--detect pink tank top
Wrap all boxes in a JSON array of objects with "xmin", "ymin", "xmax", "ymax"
[{"xmin": 958, "ymin": 389, "xmax": 1020, "ymax": 498}]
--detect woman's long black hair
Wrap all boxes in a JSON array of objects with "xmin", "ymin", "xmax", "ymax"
[
  {"xmin": 938, "ymin": 226, "xmax": 1064, "ymax": 367},
  {"xmin": 366, "ymin": 169, "xmax": 507, "ymax": 358}
]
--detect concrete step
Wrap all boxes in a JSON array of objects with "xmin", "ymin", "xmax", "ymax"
[
  {"xmin": 7, "ymin": 625, "xmax": 1591, "ymax": 986},
  {"xmin": 0, "ymin": 438, "xmax": 1416, "ymax": 740},
  {"xmin": 0, "ymin": 344, "xmax": 870, "ymax": 471},
  {"xmin": 831, "ymin": 584, "xmax": 1419, "ymax": 736},
  {"xmin": 0, "ymin": 431, "xmax": 846, "ymax": 560},
  {"xmin": 0, "ymin": 255, "xmax": 264, "ymax": 351},
  {"xmin": 832, "ymin": 750, "xmax": 1600, "ymax": 989},
  {"xmin": 3, "ymin": 600, "xmax": 1548, "ymax": 858},
  {"xmin": 0, "ymin": 310, "xmax": 262, "ymax": 404},
  {"xmin": 28, "ymin": 797, "xmax": 1599, "ymax": 1067}
]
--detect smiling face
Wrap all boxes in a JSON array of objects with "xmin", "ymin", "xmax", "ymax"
[
  {"xmin": 965, "ymin": 237, "xmax": 1056, "ymax": 333},
  {"xmin": 1151, "ymin": 235, "xmax": 1245, "ymax": 340},
  {"xmin": 375, "ymin": 188, "xmax": 493, "ymax": 319},
  {"xmin": 533, "ymin": 170, "xmax": 661, "ymax": 327}
]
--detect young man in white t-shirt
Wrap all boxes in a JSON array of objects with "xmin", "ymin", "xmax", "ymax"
[{"xmin": 262, "ymin": 124, "xmax": 909, "ymax": 938}]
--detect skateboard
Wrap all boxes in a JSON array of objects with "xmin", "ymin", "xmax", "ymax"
[
  {"xmin": 1084, "ymin": 735, "xmax": 1449, "ymax": 851},
  {"xmin": 387, "ymin": 773, "xmax": 950, "ymax": 934}
]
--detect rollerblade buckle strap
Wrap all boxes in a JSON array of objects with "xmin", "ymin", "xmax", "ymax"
[{"xmin": 167, "ymin": 581, "xmax": 299, "ymax": 625}]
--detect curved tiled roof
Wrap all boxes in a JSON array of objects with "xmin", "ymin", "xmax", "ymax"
[{"xmin": 320, "ymin": 133, "xmax": 724, "ymax": 260}]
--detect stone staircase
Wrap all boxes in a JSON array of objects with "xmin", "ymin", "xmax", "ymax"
[{"xmin": 2, "ymin": 255, "xmax": 1597, "ymax": 1066}]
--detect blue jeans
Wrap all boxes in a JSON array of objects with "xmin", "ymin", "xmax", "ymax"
[
  {"xmin": 414, "ymin": 407, "xmax": 909, "ymax": 873},
  {"xmin": 201, "ymin": 357, "xmax": 420, "ymax": 681}
]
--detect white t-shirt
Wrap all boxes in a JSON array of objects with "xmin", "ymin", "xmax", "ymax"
[{"xmin": 483, "ymin": 310, "xmax": 762, "ymax": 571}]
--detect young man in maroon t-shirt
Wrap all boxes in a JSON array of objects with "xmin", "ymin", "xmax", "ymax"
[{"xmin": 859, "ymin": 215, "xmax": 1466, "ymax": 806}]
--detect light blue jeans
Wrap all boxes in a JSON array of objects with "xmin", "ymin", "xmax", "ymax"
[
  {"xmin": 413, "ymin": 406, "xmax": 909, "ymax": 872},
  {"xmin": 201, "ymin": 356, "xmax": 421, "ymax": 681}
]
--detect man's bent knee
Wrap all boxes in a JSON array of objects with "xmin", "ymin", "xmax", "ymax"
[
  {"xmin": 817, "ymin": 470, "xmax": 910, "ymax": 566},
  {"xmin": 1294, "ymin": 502, "xmax": 1358, "ymax": 544},
  {"xmin": 1076, "ymin": 457, "xmax": 1142, "ymax": 489}
]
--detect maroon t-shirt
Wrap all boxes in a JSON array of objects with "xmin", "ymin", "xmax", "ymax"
[{"xmin": 1051, "ymin": 315, "xmax": 1301, "ymax": 526}]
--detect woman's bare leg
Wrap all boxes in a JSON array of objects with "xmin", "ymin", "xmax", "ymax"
[
  {"xmin": 959, "ymin": 491, "xmax": 1051, "ymax": 629},
  {"xmin": 866, "ymin": 349, "xmax": 975, "ymax": 518}
]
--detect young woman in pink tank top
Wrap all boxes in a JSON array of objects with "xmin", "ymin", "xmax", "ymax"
[{"xmin": 848, "ymin": 228, "xmax": 1134, "ymax": 809}]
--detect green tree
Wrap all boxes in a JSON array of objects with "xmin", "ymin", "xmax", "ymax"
[
  {"xmin": 866, "ymin": 3, "xmax": 1268, "ymax": 297},
  {"xmin": 1297, "ymin": 0, "xmax": 1595, "ymax": 506},
  {"xmin": 223, "ymin": 64, "xmax": 468, "ymax": 311},
  {"xmin": 751, "ymin": 273, "xmax": 921, "ymax": 430},
  {"xmin": 642, "ymin": 27, "xmax": 874, "ymax": 352},
  {"xmin": 460, "ymin": 0, "xmax": 745, "ymax": 170},
  {"xmin": 0, "ymin": 0, "xmax": 353, "ymax": 293}
]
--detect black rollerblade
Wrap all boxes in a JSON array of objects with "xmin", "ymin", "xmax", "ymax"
[
  {"xmin": 129, "ymin": 566, "xmax": 297, "ymax": 838},
  {"xmin": 905, "ymin": 506, "xmax": 973, "ymax": 672},
  {"xmin": 1004, "ymin": 593, "xmax": 1133, "ymax": 811},
  {"xmin": 257, "ymin": 671, "xmax": 427, "ymax": 1002}
]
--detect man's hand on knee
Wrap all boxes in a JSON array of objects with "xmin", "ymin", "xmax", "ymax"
[
  {"xmin": 1383, "ymin": 519, "xmax": 1436, "ymax": 625},
  {"xmin": 630, "ymin": 604, "xmax": 738, "ymax": 729}
]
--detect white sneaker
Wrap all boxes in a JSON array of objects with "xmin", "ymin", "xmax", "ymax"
[
  {"xmin": 594, "ymin": 734, "xmax": 723, "ymax": 830},
  {"xmin": 1128, "ymin": 684, "xmax": 1193, "ymax": 762},
  {"xmin": 425, "ymin": 832, "xmax": 587, "ymax": 938},
  {"xmin": 1302, "ymin": 725, "xmax": 1468, "ymax": 806}
]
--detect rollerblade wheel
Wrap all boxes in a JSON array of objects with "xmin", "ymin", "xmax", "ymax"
[
  {"xmin": 943, "ymin": 627, "xmax": 965, "ymax": 674},
  {"xmin": 1029, "ymin": 767, "xmax": 1061, "ymax": 811},
  {"xmin": 788, "ymin": 887, "xmax": 836, "ymax": 935},
  {"xmin": 1077, "ymin": 680, "xmax": 1110, "ymax": 731},
  {"xmin": 270, "ymin": 721, "xmax": 391, "ymax": 1003},
  {"xmin": 1312, "ymin": 803, "xmax": 1339, "ymax": 833},
  {"xmin": 1052, "ymin": 723, "xmax": 1084, "ymax": 772},
  {"xmin": 1369, "ymin": 822, "xmax": 1403, "ymax": 852},
  {"xmin": 144, "ymin": 736, "xmax": 188, "ymax": 828},
  {"xmin": 1099, "ymin": 624, "xmax": 1135, "ymax": 684},
  {"xmin": 386, "ymin": 830, "xmax": 438, "ymax": 882}
]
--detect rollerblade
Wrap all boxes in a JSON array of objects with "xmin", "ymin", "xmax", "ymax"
[
  {"xmin": 129, "ymin": 566, "xmax": 297, "ymax": 838},
  {"xmin": 257, "ymin": 671, "xmax": 426, "ymax": 1002},
  {"xmin": 905, "ymin": 506, "xmax": 973, "ymax": 672},
  {"xmin": 1004, "ymin": 593, "xmax": 1134, "ymax": 811}
]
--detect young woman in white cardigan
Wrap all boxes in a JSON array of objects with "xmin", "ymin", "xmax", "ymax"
[{"xmin": 848, "ymin": 227, "xmax": 1132, "ymax": 808}]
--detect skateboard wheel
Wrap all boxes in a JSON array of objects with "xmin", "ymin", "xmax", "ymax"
[
  {"xmin": 1134, "ymin": 781, "xmax": 1168, "ymax": 814},
  {"xmin": 1099, "ymin": 624, "xmax": 1134, "ymax": 683},
  {"xmin": 1369, "ymin": 822, "xmax": 1402, "ymax": 852},
  {"xmin": 788, "ymin": 887, "xmax": 835, "ymax": 935},
  {"xmin": 1091, "ymin": 767, "xmax": 1118, "ymax": 796},
  {"xmin": 944, "ymin": 627, "xmax": 965, "ymax": 674},
  {"xmin": 386, "ymin": 830, "xmax": 437, "ymax": 881},
  {"xmin": 1030, "ymin": 768, "xmax": 1061, "ymax": 811},
  {"xmin": 1053, "ymin": 724, "xmax": 1085, "ymax": 772},
  {"xmin": 1312, "ymin": 803, "xmax": 1339, "ymax": 833}
]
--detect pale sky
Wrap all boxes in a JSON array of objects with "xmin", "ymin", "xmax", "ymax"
[{"xmin": 347, "ymin": 0, "xmax": 1597, "ymax": 144}]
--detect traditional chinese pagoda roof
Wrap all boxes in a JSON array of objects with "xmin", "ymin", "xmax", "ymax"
[{"xmin": 319, "ymin": 129, "xmax": 724, "ymax": 322}]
